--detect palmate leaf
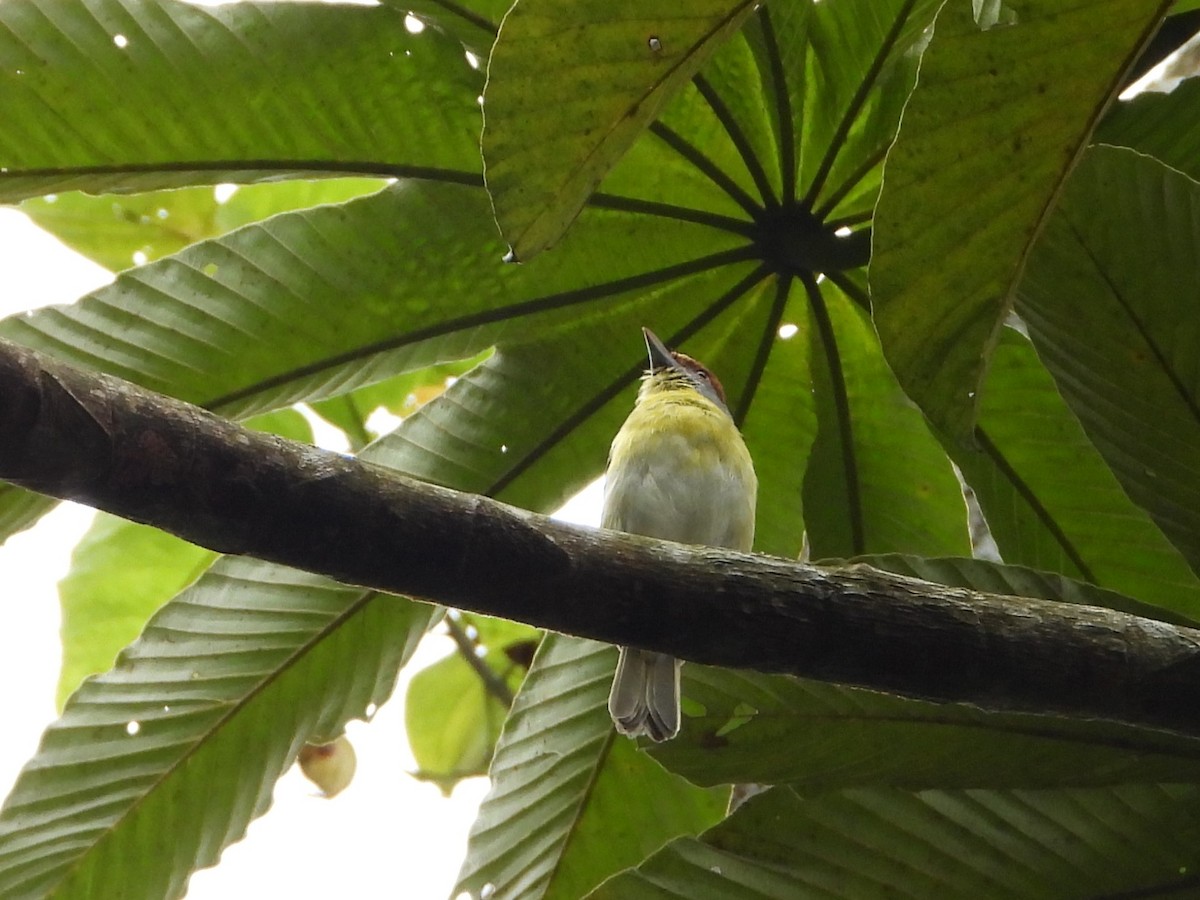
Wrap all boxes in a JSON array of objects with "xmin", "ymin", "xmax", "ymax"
[
  {"xmin": 1, "ymin": 12, "xmax": 982, "ymax": 891},
  {"xmin": 0, "ymin": 0, "xmax": 942, "ymax": 552},
  {"xmin": 482, "ymin": 0, "xmax": 759, "ymax": 259},
  {"xmin": 0, "ymin": 183, "xmax": 747, "ymax": 421},
  {"xmin": 589, "ymin": 783, "xmax": 1200, "ymax": 899},
  {"xmin": 0, "ymin": 559, "xmax": 438, "ymax": 900},
  {"xmin": 871, "ymin": 0, "xmax": 1173, "ymax": 441},
  {"xmin": 8, "ymin": 1, "xmax": 1195, "ymax": 893},
  {"xmin": 454, "ymin": 636, "xmax": 727, "ymax": 900},
  {"xmin": 0, "ymin": 0, "xmax": 483, "ymax": 200},
  {"xmin": 1018, "ymin": 145, "xmax": 1200, "ymax": 576}
]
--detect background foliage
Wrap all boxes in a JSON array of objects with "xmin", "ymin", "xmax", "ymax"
[{"xmin": 3, "ymin": 0, "xmax": 1200, "ymax": 896}]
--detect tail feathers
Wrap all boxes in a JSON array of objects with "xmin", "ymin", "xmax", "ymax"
[{"xmin": 608, "ymin": 647, "xmax": 681, "ymax": 742}]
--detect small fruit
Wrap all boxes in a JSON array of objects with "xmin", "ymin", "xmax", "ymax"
[{"xmin": 297, "ymin": 735, "xmax": 356, "ymax": 798}]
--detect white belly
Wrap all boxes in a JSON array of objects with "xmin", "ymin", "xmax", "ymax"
[{"xmin": 602, "ymin": 400, "xmax": 756, "ymax": 551}]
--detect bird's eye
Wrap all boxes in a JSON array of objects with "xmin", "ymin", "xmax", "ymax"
[{"xmin": 695, "ymin": 370, "xmax": 710, "ymax": 381}]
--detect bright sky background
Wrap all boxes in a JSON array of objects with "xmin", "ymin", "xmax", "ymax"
[{"xmin": 0, "ymin": 204, "xmax": 605, "ymax": 898}]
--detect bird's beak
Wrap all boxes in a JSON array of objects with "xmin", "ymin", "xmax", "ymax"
[{"xmin": 642, "ymin": 328, "xmax": 678, "ymax": 373}]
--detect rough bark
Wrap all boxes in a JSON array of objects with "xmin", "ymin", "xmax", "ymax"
[{"xmin": 2, "ymin": 337, "xmax": 1200, "ymax": 737}]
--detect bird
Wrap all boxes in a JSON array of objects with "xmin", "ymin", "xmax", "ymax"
[{"xmin": 604, "ymin": 328, "xmax": 757, "ymax": 742}]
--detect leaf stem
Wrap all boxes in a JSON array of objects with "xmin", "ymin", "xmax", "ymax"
[
  {"xmin": 971, "ymin": 428, "xmax": 1096, "ymax": 582},
  {"xmin": 649, "ymin": 121, "xmax": 763, "ymax": 218},
  {"xmin": 733, "ymin": 274, "xmax": 792, "ymax": 427},
  {"xmin": 813, "ymin": 142, "xmax": 890, "ymax": 221},
  {"xmin": 421, "ymin": 0, "xmax": 499, "ymax": 37},
  {"xmin": 758, "ymin": 7, "xmax": 797, "ymax": 205},
  {"xmin": 445, "ymin": 614, "xmax": 515, "ymax": 707},
  {"xmin": 804, "ymin": 273, "xmax": 865, "ymax": 554},
  {"xmin": 588, "ymin": 193, "xmax": 756, "ymax": 236},
  {"xmin": 801, "ymin": 0, "xmax": 919, "ymax": 208},
  {"xmin": 205, "ymin": 246, "xmax": 760, "ymax": 414},
  {"xmin": 693, "ymin": 73, "xmax": 779, "ymax": 209}
]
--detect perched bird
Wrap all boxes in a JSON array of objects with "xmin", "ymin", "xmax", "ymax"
[{"xmin": 604, "ymin": 328, "xmax": 757, "ymax": 742}]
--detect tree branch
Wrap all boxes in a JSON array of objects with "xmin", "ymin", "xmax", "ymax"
[{"xmin": 3, "ymin": 338, "xmax": 1200, "ymax": 737}]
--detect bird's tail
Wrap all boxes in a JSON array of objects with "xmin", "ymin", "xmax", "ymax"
[{"xmin": 608, "ymin": 647, "xmax": 681, "ymax": 742}]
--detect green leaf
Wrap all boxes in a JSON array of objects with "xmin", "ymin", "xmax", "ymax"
[
  {"xmin": 0, "ymin": 0, "xmax": 482, "ymax": 201},
  {"xmin": 212, "ymin": 179, "xmax": 393, "ymax": 233},
  {"xmin": 864, "ymin": 553, "xmax": 1200, "ymax": 628},
  {"xmin": 56, "ymin": 513, "xmax": 216, "ymax": 709},
  {"xmin": 308, "ymin": 352, "xmax": 489, "ymax": 450},
  {"xmin": 0, "ymin": 183, "xmax": 748, "ymax": 420},
  {"xmin": 689, "ymin": 22, "xmax": 785, "ymax": 208},
  {"xmin": 735, "ymin": 282, "xmax": 815, "ymax": 559},
  {"xmin": 0, "ymin": 486, "xmax": 56, "ymax": 546},
  {"xmin": 803, "ymin": 279, "xmax": 969, "ymax": 558},
  {"xmin": 241, "ymin": 407, "xmax": 314, "ymax": 445},
  {"xmin": 0, "ymin": 559, "xmax": 437, "ymax": 900},
  {"xmin": 0, "ymin": 180, "xmax": 753, "ymax": 540},
  {"xmin": 871, "ymin": 0, "xmax": 1173, "ymax": 441},
  {"xmin": 954, "ymin": 329, "xmax": 1200, "ymax": 617},
  {"xmin": 406, "ymin": 651, "xmax": 511, "ymax": 793},
  {"xmin": 405, "ymin": 614, "xmax": 536, "ymax": 793},
  {"xmin": 651, "ymin": 668, "xmax": 1200, "ymax": 792},
  {"xmin": 20, "ymin": 186, "xmax": 228, "ymax": 272},
  {"xmin": 454, "ymin": 636, "xmax": 727, "ymax": 900},
  {"xmin": 795, "ymin": 0, "xmax": 939, "ymax": 222},
  {"xmin": 1097, "ymin": 78, "xmax": 1200, "ymax": 182},
  {"xmin": 1018, "ymin": 145, "xmax": 1200, "ymax": 575},
  {"xmin": 384, "ymin": 0, "xmax": 506, "ymax": 57},
  {"xmin": 589, "ymin": 783, "xmax": 1200, "ymax": 899},
  {"xmin": 2, "ymin": 384, "xmax": 534, "ymax": 896},
  {"xmin": 482, "ymin": 0, "xmax": 758, "ymax": 259},
  {"xmin": 955, "ymin": 328, "xmax": 1200, "ymax": 619},
  {"xmin": 55, "ymin": 408, "xmax": 310, "ymax": 708},
  {"xmin": 19, "ymin": 180, "xmax": 386, "ymax": 272}
]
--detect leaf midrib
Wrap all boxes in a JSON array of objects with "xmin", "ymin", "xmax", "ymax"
[{"xmin": 43, "ymin": 585, "xmax": 397, "ymax": 896}]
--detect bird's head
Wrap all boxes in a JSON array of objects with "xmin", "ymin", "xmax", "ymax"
[{"xmin": 639, "ymin": 328, "xmax": 730, "ymax": 415}]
